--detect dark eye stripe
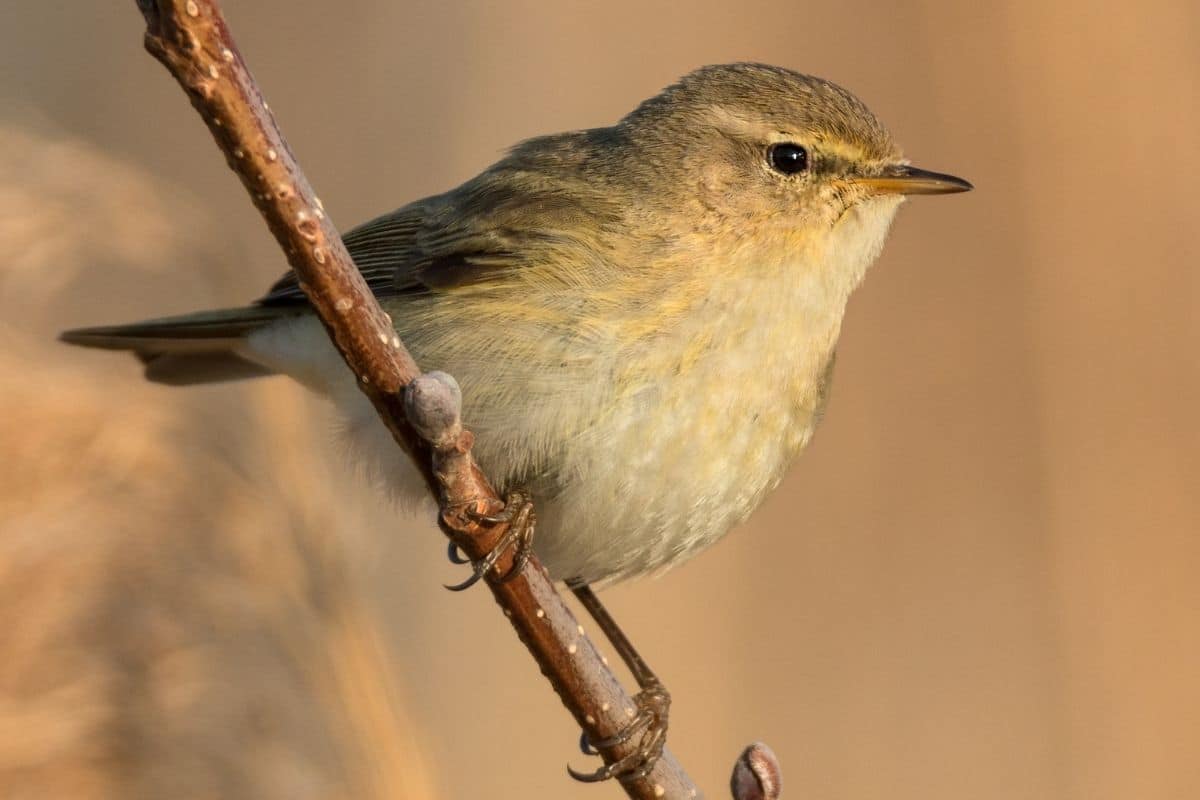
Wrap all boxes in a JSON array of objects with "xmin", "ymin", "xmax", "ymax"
[{"xmin": 769, "ymin": 143, "xmax": 808, "ymax": 175}]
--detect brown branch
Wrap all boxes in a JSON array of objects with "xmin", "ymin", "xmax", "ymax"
[{"xmin": 132, "ymin": 2, "xmax": 779, "ymax": 797}]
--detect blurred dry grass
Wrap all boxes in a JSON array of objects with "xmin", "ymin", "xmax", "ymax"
[
  {"xmin": 1, "ymin": 2, "xmax": 1198, "ymax": 799},
  {"xmin": 0, "ymin": 127, "xmax": 436, "ymax": 800}
]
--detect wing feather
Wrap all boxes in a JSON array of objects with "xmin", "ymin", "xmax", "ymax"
[{"xmin": 255, "ymin": 168, "xmax": 620, "ymax": 307}]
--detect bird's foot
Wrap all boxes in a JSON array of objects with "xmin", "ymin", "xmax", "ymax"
[
  {"xmin": 444, "ymin": 488, "xmax": 535, "ymax": 592},
  {"xmin": 569, "ymin": 679, "xmax": 671, "ymax": 783}
]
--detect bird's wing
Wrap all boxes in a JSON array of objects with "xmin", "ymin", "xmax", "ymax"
[{"xmin": 256, "ymin": 174, "xmax": 617, "ymax": 306}]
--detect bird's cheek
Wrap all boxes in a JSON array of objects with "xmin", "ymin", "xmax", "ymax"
[{"xmin": 695, "ymin": 162, "xmax": 733, "ymax": 212}]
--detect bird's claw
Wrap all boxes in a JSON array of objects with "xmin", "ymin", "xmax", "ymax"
[
  {"xmin": 446, "ymin": 541, "xmax": 472, "ymax": 565},
  {"xmin": 579, "ymin": 731, "xmax": 600, "ymax": 756},
  {"xmin": 443, "ymin": 489, "xmax": 535, "ymax": 592},
  {"xmin": 569, "ymin": 681, "xmax": 671, "ymax": 783}
]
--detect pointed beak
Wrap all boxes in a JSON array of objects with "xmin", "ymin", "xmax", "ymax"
[{"xmin": 855, "ymin": 164, "xmax": 973, "ymax": 196}]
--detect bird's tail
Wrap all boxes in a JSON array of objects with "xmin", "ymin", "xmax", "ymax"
[{"xmin": 60, "ymin": 306, "xmax": 302, "ymax": 386}]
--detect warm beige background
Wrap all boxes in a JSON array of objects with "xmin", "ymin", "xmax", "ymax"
[{"xmin": 1, "ymin": 2, "xmax": 1197, "ymax": 799}]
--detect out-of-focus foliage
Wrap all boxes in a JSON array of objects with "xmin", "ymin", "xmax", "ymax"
[{"xmin": 0, "ymin": 127, "xmax": 436, "ymax": 800}]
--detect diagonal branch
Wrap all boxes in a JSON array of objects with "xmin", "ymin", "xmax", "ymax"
[{"xmin": 131, "ymin": 2, "xmax": 779, "ymax": 798}]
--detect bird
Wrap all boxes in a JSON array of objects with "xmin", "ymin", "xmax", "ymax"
[
  {"xmin": 63, "ymin": 61, "xmax": 969, "ymax": 584},
  {"xmin": 62, "ymin": 62, "xmax": 970, "ymax": 779}
]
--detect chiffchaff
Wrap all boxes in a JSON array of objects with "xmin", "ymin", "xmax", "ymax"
[{"xmin": 63, "ymin": 62, "xmax": 970, "ymax": 586}]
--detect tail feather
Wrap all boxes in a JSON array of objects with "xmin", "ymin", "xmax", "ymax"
[{"xmin": 60, "ymin": 306, "xmax": 301, "ymax": 386}]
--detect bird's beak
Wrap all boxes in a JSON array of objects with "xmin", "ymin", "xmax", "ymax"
[{"xmin": 855, "ymin": 164, "xmax": 973, "ymax": 196}]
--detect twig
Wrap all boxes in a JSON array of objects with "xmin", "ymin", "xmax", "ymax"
[{"xmin": 132, "ymin": 2, "xmax": 779, "ymax": 797}]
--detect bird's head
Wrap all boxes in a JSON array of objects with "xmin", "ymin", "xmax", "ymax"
[{"xmin": 615, "ymin": 63, "xmax": 970, "ymax": 271}]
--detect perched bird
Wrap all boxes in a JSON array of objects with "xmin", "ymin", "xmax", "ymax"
[
  {"xmin": 63, "ymin": 62, "xmax": 971, "ymax": 781},
  {"xmin": 63, "ymin": 62, "xmax": 969, "ymax": 588}
]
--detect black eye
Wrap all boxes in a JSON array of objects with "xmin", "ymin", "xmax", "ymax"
[{"xmin": 769, "ymin": 143, "xmax": 808, "ymax": 175}]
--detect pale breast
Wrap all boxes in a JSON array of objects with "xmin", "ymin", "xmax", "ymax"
[
  {"xmin": 526, "ymin": 198, "xmax": 902, "ymax": 584},
  {"xmin": 528, "ymin": 271, "xmax": 846, "ymax": 585}
]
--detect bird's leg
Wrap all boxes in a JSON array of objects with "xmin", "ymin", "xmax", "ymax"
[
  {"xmin": 567, "ymin": 582, "xmax": 671, "ymax": 783},
  {"xmin": 444, "ymin": 488, "xmax": 535, "ymax": 592}
]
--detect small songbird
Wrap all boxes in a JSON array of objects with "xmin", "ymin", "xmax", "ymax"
[{"xmin": 63, "ymin": 63, "xmax": 970, "ymax": 589}]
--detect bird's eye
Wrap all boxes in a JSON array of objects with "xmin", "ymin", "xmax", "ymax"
[{"xmin": 768, "ymin": 143, "xmax": 808, "ymax": 175}]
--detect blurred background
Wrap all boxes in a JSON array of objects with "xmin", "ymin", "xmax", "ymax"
[{"xmin": 1, "ymin": 2, "xmax": 1197, "ymax": 798}]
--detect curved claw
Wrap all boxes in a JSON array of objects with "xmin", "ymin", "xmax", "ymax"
[
  {"xmin": 567, "ymin": 747, "xmax": 658, "ymax": 783},
  {"xmin": 567, "ymin": 762, "xmax": 614, "ymax": 783},
  {"xmin": 443, "ymin": 528, "xmax": 509, "ymax": 591},
  {"xmin": 443, "ymin": 565, "xmax": 487, "ymax": 592},
  {"xmin": 568, "ymin": 684, "xmax": 670, "ymax": 784},
  {"xmin": 444, "ymin": 489, "xmax": 535, "ymax": 592},
  {"xmin": 446, "ymin": 540, "xmax": 472, "ymax": 565},
  {"xmin": 579, "ymin": 731, "xmax": 600, "ymax": 756}
]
